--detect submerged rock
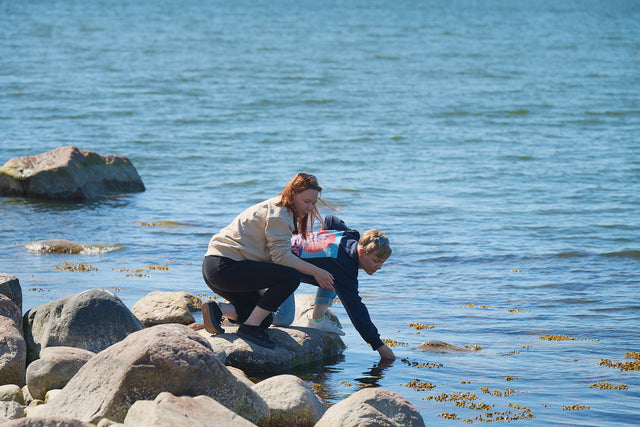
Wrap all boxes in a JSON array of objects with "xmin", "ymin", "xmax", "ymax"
[
  {"xmin": 415, "ymin": 340, "xmax": 470, "ymax": 353},
  {"xmin": 0, "ymin": 145, "xmax": 144, "ymax": 201}
]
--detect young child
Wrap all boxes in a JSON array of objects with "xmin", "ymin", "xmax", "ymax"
[{"xmin": 287, "ymin": 214, "xmax": 395, "ymax": 360}]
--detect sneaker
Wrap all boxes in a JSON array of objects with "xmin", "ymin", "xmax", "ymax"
[
  {"xmin": 202, "ymin": 301, "xmax": 225, "ymax": 335},
  {"xmin": 237, "ymin": 324, "xmax": 276, "ymax": 349},
  {"xmin": 293, "ymin": 314, "xmax": 345, "ymax": 336}
]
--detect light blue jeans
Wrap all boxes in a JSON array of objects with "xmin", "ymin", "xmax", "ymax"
[{"xmin": 272, "ymin": 287, "xmax": 337, "ymax": 327}]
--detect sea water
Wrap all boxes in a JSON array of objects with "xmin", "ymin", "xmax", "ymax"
[{"xmin": 1, "ymin": 0, "xmax": 639, "ymax": 425}]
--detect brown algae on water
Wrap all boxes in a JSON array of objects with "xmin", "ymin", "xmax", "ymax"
[
  {"xmin": 409, "ymin": 322, "xmax": 436, "ymax": 330},
  {"xmin": 54, "ymin": 262, "xmax": 97, "ymax": 272},
  {"xmin": 538, "ymin": 335, "xmax": 599, "ymax": 342},
  {"xmin": 600, "ymin": 351, "xmax": 640, "ymax": 371},
  {"xmin": 589, "ymin": 381, "xmax": 628, "ymax": 390}
]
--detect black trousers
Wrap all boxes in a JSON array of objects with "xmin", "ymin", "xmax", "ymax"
[{"xmin": 202, "ymin": 255, "xmax": 300, "ymax": 325}]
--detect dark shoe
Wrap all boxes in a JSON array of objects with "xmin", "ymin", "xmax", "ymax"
[
  {"xmin": 237, "ymin": 324, "xmax": 275, "ymax": 349},
  {"xmin": 202, "ymin": 301, "xmax": 225, "ymax": 335}
]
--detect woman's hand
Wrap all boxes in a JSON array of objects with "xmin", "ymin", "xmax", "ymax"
[
  {"xmin": 313, "ymin": 267, "xmax": 335, "ymax": 291},
  {"xmin": 377, "ymin": 344, "xmax": 396, "ymax": 361}
]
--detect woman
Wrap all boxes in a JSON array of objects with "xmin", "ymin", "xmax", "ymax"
[{"xmin": 202, "ymin": 173, "xmax": 335, "ymax": 349}]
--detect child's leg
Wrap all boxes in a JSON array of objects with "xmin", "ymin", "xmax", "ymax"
[
  {"xmin": 313, "ymin": 287, "xmax": 337, "ymax": 319},
  {"xmin": 271, "ymin": 293, "xmax": 295, "ymax": 326}
]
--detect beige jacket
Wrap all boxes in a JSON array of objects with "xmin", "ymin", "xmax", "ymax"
[{"xmin": 205, "ymin": 197, "xmax": 300, "ymax": 268}]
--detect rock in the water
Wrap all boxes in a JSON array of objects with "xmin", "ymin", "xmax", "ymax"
[
  {"xmin": 316, "ymin": 387, "xmax": 425, "ymax": 427},
  {"xmin": 415, "ymin": 340, "xmax": 470, "ymax": 353},
  {"xmin": 0, "ymin": 145, "xmax": 145, "ymax": 201},
  {"xmin": 23, "ymin": 288, "xmax": 144, "ymax": 364}
]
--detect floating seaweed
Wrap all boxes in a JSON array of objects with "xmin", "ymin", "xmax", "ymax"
[
  {"xmin": 538, "ymin": 335, "xmax": 599, "ymax": 342},
  {"xmin": 461, "ymin": 303, "xmax": 490, "ymax": 309},
  {"xmin": 382, "ymin": 338, "xmax": 408, "ymax": 347},
  {"xmin": 146, "ymin": 265, "xmax": 170, "ymax": 270},
  {"xmin": 408, "ymin": 322, "xmax": 436, "ymax": 330},
  {"xmin": 563, "ymin": 404, "xmax": 590, "ymax": 411},
  {"xmin": 480, "ymin": 387, "xmax": 518, "ymax": 397},
  {"xmin": 589, "ymin": 381, "xmax": 628, "ymax": 390},
  {"xmin": 401, "ymin": 358, "xmax": 442, "ymax": 369},
  {"xmin": 600, "ymin": 352, "xmax": 640, "ymax": 371},
  {"xmin": 54, "ymin": 262, "xmax": 97, "ymax": 272},
  {"xmin": 405, "ymin": 379, "xmax": 437, "ymax": 391}
]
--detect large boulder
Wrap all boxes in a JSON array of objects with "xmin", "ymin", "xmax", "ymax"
[
  {"xmin": 0, "ymin": 274, "xmax": 22, "ymax": 312},
  {"xmin": 315, "ymin": 388, "xmax": 425, "ymax": 427},
  {"xmin": 0, "ymin": 296, "xmax": 27, "ymax": 387},
  {"xmin": 122, "ymin": 392, "xmax": 257, "ymax": 427},
  {"xmin": 26, "ymin": 347, "xmax": 95, "ymax": 401},
  {"xmin": 0, "ymin": 145, "xmax": 145, "ymax": 201},
  {"xmin": 251, "ymin": 374, "xmax": 326, "ymax": 427},
  {"xmin": 23, "ymin": 288, "xmax": 144, "ymax": 364},
  {"xmin": 131, "ymin": 291, "xmax": 200, "ymax": 327},
  {"xmin": 34, "ymin": 324, "xmax": 269, "ymax": 425}
]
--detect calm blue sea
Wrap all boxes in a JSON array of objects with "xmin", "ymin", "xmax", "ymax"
[{"xmin": 2, "ymin": 0, "xmax": 639, "ymax": 425}]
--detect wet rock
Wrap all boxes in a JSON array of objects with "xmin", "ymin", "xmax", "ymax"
[
  {"xmin": 26, "ymin": 347, "xmax": 95, "ymax": 401},
  {"xmin": 131, "ymin": 291, "xmax": 200, "ymax": 327},
  {"xmin": 34, "ymin": 324, "xmax": 269, "ymax": 425},
  {"xmin": 415, "ymin": 340, "xmax": 470, "ymax": 353},
  {"xmin": 23, "ymin": 288, "xmax": 144, "ymax": 364},
  {"xmin": 251, "ymin": 374, "xmax": 326, "ymax": 427},
  {"xmin": 24, "ymin": 240, "xmax": 85, "ymax": 255},
  {"xmin": 316, "ymin": 388, "xmax": 425, "ymax": 427},
  {"xmin": 0, "ymin": 145, "xmax": 145, "ymax": 201},
  {"xmin": 122, "ymin": 392, "xmax": 257, "ymax": 427},
  {"xmin": 0, "ymin": 274, "xmax": 22, "ymax": 311}
]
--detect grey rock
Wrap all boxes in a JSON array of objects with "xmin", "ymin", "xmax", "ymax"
[
  {"xmin": 0, "ymin": 274, "xmax": 22, "ymax": 312},
  {"xmin": 23, "ymin": 288, "xmax": 144, "ymax": 364},
  {"xmin": 0, "ymin": 384, "xmax": 24, "ymax": 404},
  {"xmin": 1, "ymin": 416, "xmax": 94, "ymax": 426},
  {"xmin": 316, "ymin": 388, "xmax": 425, "ymax": 427},
  {"xmin": 123, "ymin": 392, "xmax": 257, "ymax": 427},
  {"xmin": 0, "ymin": 316, "xmax": 27, "ymax": 387},
  {"xmin": 252, "ymin": 374, "xmax": 326, "ymax": 427},
  {"xmin": 0, "ymin": 145, "xmax": 144, "ymax": 201},
  {"xmin": 131, "ymin": 291, "xmax": 200, "ymax": 327},
  {"xmin": 0, "ymin": 400, "xmax": 26, "ymax": 420},
  {"xmin": 26, "ymin": 347, "xmax": 95, "ymax": 401}
]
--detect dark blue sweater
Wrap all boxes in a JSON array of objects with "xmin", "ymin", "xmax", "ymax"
[{"xmin": 291, "ymin": 215, "xmax": 384, "ymax": 350}]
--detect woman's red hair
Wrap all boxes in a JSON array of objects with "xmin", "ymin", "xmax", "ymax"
[{"xmin": 277, "ymin": 173, "xmax": 323, "ymax": 238}]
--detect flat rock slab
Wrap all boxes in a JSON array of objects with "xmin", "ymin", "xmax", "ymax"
[
  {"xmin": 200, "ymin": 323, "xmax": 346, "ymax": 376},
  {"xmin": 0, "ymin": 145, "xmax": 144, "ymax": 201}
]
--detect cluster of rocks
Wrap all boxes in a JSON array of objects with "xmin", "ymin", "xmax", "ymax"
[{"xmin": 0, "ymin": 273, "xmax": 425, "ymax": 426}]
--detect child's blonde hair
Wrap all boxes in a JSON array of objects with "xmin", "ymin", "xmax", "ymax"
[{"xmin": 359, "ymin": 229, "xmax": 392, "ymax": 259}]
